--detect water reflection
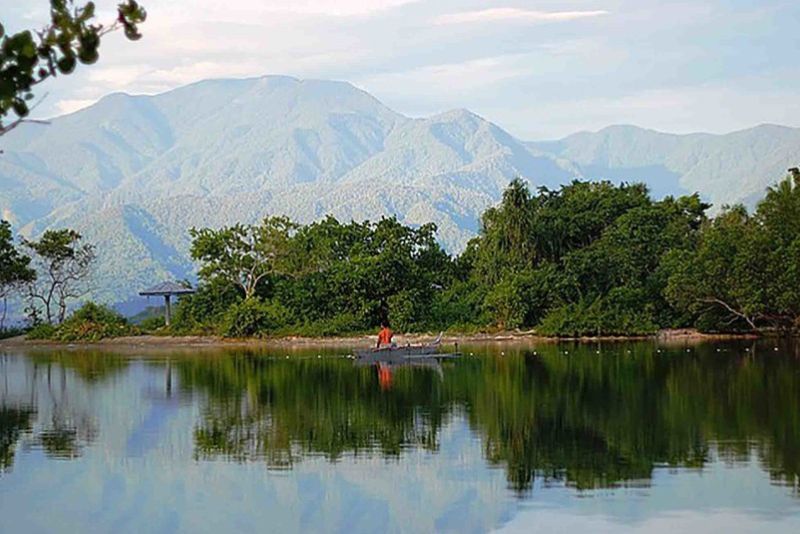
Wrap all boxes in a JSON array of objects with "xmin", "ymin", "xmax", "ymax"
[
  {"xmin": 1, "ymin": 341, "xmax": 800, "ymax": 530},
  {"xmin": 166, "ymin": 342, "xmax": 800, "ymax": 495}
]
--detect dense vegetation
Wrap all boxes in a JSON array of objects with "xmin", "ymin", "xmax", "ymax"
[
  {"xmin": 3, "ymin": 170, "xmax": 800, "ymax": 339},
  {"xmin": 168, "ymin": 170, "xmax": 800, "ymax": 337}
]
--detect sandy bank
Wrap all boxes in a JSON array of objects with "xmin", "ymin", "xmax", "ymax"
[{"xmin": 0, "ymin": 329, "xmax": 761, "ymax": 353}]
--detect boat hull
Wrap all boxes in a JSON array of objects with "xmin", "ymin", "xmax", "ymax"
[{"xmin": 354, "ymin": 345, "xmax": 439, "ymax": 361}]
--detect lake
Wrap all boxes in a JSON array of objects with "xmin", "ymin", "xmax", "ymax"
[{"xmin": 1, "ymin": 340, "xmax": 800, "ymax": 533}]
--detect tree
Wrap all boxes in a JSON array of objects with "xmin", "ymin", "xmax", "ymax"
[
  {"xmin": 663, "ymin": 171, "xmax": 800, "ymax": 332},
  {"xmin": 664, "ymin": 206, "xmax": 769, "ymax": 331},
  {"xmin": 0, "ymin": 220, "xmax": 35, "ymax": 328},
  {"xmin": 752, "ymin": 171, "xmax": 800, "ymax": 326},
  {"xmin": 1, "ymin": 1, "xmax": 147, "ymax": 138},
  {"xmin": 284, "ymin": 216, "xmax": 453, "ymax": 329},
  {"xmin": 22, "ymin": 229, "xmax": 96, "ymax": 324},
  {"xmin": 189, "ymin": 217, "xmax": 298, "ymax": 300}
]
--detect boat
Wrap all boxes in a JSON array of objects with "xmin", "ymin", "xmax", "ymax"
[{"xmin": 354, "ymin": 332, "xmax": 459, "ymax": 362}]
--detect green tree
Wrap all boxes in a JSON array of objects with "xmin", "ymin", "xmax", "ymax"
[
  {"xmin": 753, "ymin": 171, "xmax": 800, "ymax": 327},
  {"xmin": 0, "ymin": 220, "xmax": 35, "ymax": 328},
  {"xmin": 664, "ymin": 206, "xmax": 768, "ymax": 331},
  {"xmin": 1, "ymin": 1, "xmax": 146, "ymax": 138},
  {"xmin": 284, "ymin": 216, "xmax": 452, "ymax": 331},
  {"xmin": 189, "ymin": 217, "xmax": 298, "ymax": 300},
  {"xmin": 22, "ymin": 229, "xmax": 96, "ymax": 324}
]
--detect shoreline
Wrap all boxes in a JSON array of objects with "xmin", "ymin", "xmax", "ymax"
[{"xmin": 0, "ymin": 329, "xmax": 761, "ymax": 352}]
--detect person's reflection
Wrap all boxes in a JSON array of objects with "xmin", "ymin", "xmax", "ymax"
[{"xmin": 377, "ymin": 362, "xmax": 393, "ymax": 390}]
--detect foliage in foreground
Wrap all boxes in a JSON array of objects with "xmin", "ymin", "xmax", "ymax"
[{"xmin": 0, "ymin": 0, "xmax": 146, "ymax": 137}]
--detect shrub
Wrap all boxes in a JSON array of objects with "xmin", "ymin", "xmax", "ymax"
[
  {"xmin": 171, "ymin": 280, "xmax": 241, "ymax": 333},
  {"xmin": 0, "ymin": 327, "xmax": 25, "ymax": 340},
  {"xmin": 427, "ymin": 280, "xmax": 487, "ymax": 331},
  {"xmin": 283, "ymin": 313, "xmax": 370, "ymax": 338},
  {"xmin": 26, "ymin": 323, "xmax": 56, "ymax": 340},
  {"xmin": 28, "ymin": 302, "xmax": 135, "ymax": 342},
  {"xmin": 221, "ymin": 298, "xmax": 289, "ymax": 338},
  {"xmin": 483, "ymin": 268, "xmax": 555, "ymax": 329},
  {"xmin": 387, "ymin": 290, "xmax": 423, "ymax": 332},
  {"xmin": 139, "ymin": 315, "xmax": 166, "ymax": 332},
  {"xmin": 56, "ymin": 302, "xmax": 134, "ymax": 342},
  {"xmin": 537, "ymin": 288, "xmax": 658, "ymax": 337}
]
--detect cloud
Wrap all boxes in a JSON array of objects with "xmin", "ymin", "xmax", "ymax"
[
  {"xmin": 434, "ymin": 8, "xmax": 609, "ymax": 26},
  {"xmin": 87, "ymin": 65, "xmax": 153, "ymax": 89},
  {"xmin": 127, "ymin": 0, "xmax": 420, "ymax": 20},
  {"xmin": 357, "ymin": 54, "xmax": 532, "ymax": 101},
  {"xmin": 10, "ymin": 0, "xmax": 800, "ymax": 140}
]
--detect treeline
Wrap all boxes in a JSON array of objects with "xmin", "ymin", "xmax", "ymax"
[
  {"xmin": 4, "ymin": 170, "xmax": 800, "ymax": 339},
  {"xmin": 172, "ymin": 170, "xmax": 800, "ymax": 337}
]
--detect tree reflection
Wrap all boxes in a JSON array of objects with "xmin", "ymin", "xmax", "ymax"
[
  {"xmin": 0, "ymin": 406, "xmax": 35, "ymax": 472},
  {"xmin": 3, "ymin": 343, "xmax": 799, "ymax": 495},
  {"xmin": 181, "ymin": 353, "xmax": 446, "ymax": 464},
  {"xmin": 180, "ymin": 343, "xmax": 800, "ymax": 495},
  {"xmin": 0, "ymin": 351, "xmax": 111, "ymax": 470},
  {"xmin": 26, "ymin": 350, "xmax": 129, "ymax": 383}
]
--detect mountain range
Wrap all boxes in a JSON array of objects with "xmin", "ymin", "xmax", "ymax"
[{"xmin": 1, "ymin": 75, "xmax": 798, "ymax": 310}]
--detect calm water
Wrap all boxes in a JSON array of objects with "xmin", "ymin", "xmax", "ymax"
[{"xmin": 2, "ymin": 340, "xmax": 800, "ymax": 533}]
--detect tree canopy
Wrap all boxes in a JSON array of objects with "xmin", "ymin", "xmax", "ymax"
[{"xmin": 166, "ymin": 171, "xmax": 800, "ymax": 337}]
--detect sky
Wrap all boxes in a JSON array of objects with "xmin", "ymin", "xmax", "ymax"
[{"xmin": 3, "ymin": 0, "xmax": 800, "ymax": 139}]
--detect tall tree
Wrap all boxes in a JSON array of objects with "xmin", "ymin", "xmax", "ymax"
[
  {"xmin": 1, "ymin": 0, "xmax": 147, "ymax": 138},
  {"xmin": 0, "ymin": 220, "xmax": 35, "ymax": 328},
  {"xmin": 22, "ymin": 229, "xmax": 96, "ymax": 324},
  {"xmin": 190, "ymin": 217, "xmax": 298, "ymax": 300},
  {"xmin": 664, "ymin": 206, "xmax": 769, "ymax": 331}
]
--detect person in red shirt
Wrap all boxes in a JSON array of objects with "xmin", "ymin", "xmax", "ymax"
[{"xmin": 376, "ymin": 321, "xmax": 394, "ymax": 349}]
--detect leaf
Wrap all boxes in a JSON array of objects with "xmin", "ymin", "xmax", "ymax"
[
  {"xmin": 57, "ymin": 55, "xmax": 76, "ymax": 74},
  {"xmin": 12, "ymin": 99, "xmax": 29, "ymax": 118}
]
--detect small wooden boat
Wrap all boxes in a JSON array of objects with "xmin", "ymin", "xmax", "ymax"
[{"xmin": 354, "ymin": 333, "xmax": 458, "ymax": 362}]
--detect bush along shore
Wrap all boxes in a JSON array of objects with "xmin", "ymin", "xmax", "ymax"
[{"xmin": 4, "ymin": 171, "xmax": 800, "ymax": 343}]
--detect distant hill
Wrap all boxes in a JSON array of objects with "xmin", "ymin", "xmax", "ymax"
[
  {"xmin": 1, "ymin": 75, "xmax": 797, "ymax": 309},
  {"xmin": 529, "ymin": 124, "xmax": 800, "ymax": 206}
]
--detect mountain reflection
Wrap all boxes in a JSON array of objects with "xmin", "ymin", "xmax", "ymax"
[{"xmin": 2, "ymin": 343, "xmax": 799, "ymax": 495}]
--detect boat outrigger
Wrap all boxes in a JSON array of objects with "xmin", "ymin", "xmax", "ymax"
[{"xmin": 353, "ymin": 332, "xmax": 460, "ymax": 363}]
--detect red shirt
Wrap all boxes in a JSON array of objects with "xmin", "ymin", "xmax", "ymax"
[{"xmin": 377, "ymin": 327, "xmax": 393, "ymax": 345}]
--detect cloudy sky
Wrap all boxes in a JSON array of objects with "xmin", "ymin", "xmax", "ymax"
[{"xmin": 4, "ymin": 0, "xmax": 799, "ymax": 139}]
